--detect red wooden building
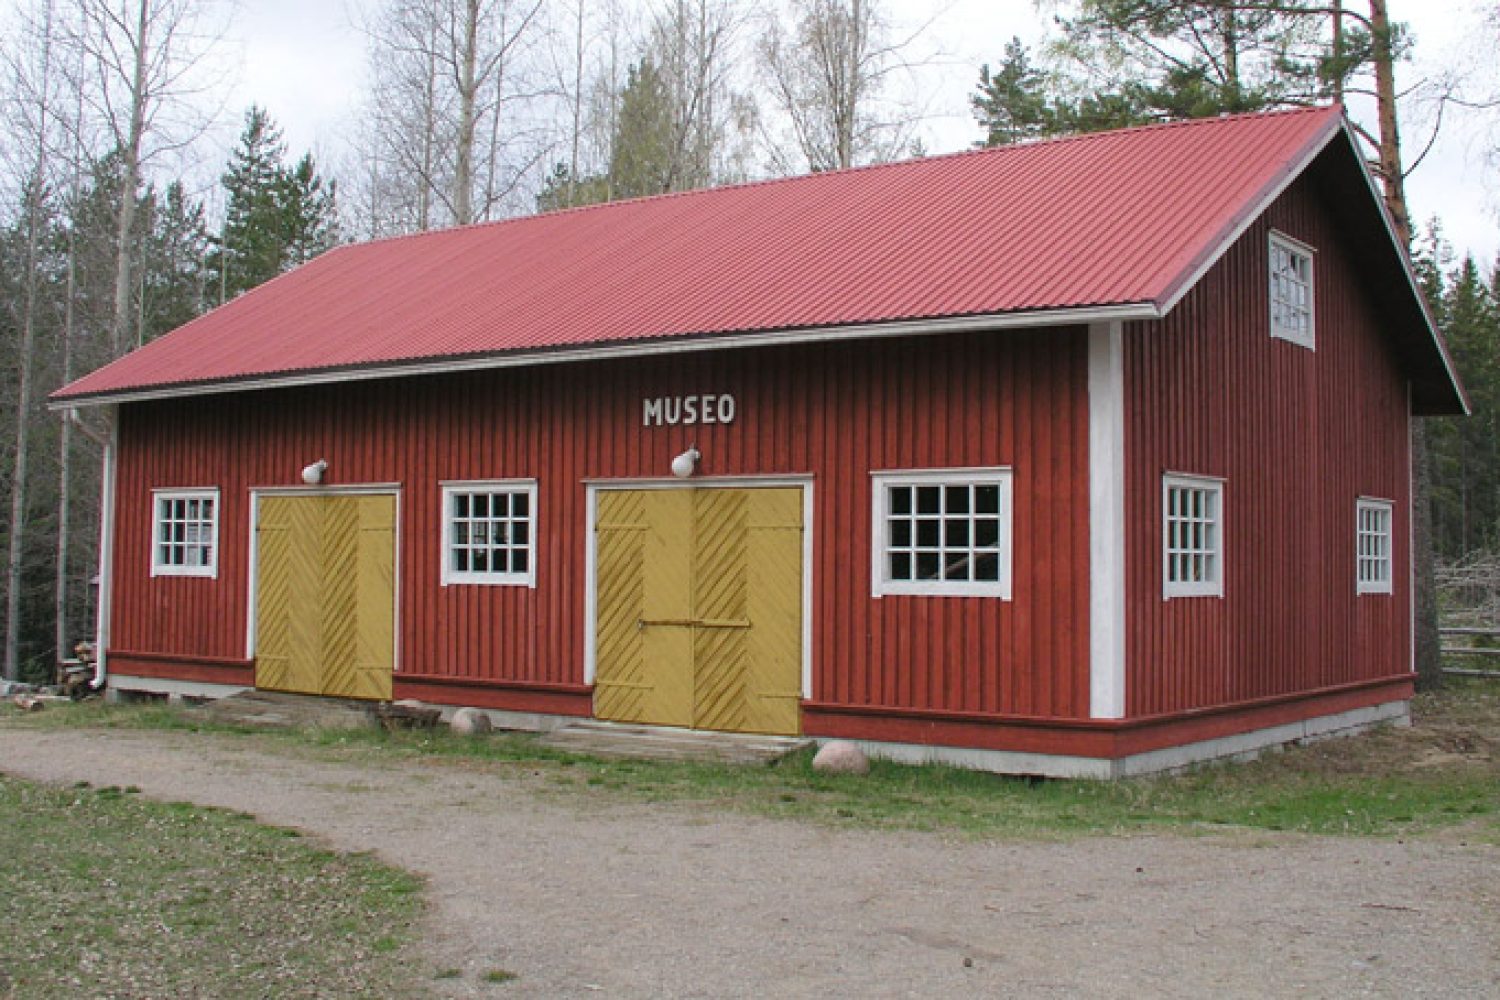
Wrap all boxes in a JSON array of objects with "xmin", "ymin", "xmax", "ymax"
[{"xmin": 54, "ymin": 106, "xmax": 1465, "ymax": 776}]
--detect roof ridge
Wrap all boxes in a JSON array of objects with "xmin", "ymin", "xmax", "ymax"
[{"xmin": 348, "ymin": 105, "xmax": 1344, "ymax": 251}]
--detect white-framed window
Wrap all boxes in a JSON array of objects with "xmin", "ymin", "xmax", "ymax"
[
  {"xmin": 871, "ymin": 469, "xmax": 1013, "ymax": 598},
  {"xmin": 1356, "ymin": 498, "xmax": 1394, "ymax": 595},
  {"xmin": 1269, "ymin": 231, "xmax": 1315, "ymax": 349},
  {"xmin": 1163, "ymin": 474, "xmax": 1223, "ymax": 599},
  {"xmin": 151, "ymin": 488, "xmax": 219, "ymax": 578},
  {"xmin": 441, "ymin": 481, "xmax": 537, "ymax": 587}
]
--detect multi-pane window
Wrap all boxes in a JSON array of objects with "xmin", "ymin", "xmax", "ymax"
[
  {"xmin": 1270, "ymin": 231, "xmax": 1315, "ymax": 348},
  {"xmin": 151, "ymin": 489, "xmax": 219, "ymax": 577},
  {"xmin": 441, "ymin": 481, "xmax": 536, "ymax": 586},
  {"xmin": 1356, "ymin": 498, "xmax": 1394, "ymax": 594},
  {"xmin": 872, "ymin": 470, "xmax": 1012, "ymax": 598},
  {"xmin": 1163, "ymin": 475, "xmax": 1223, "ymax": 598}
]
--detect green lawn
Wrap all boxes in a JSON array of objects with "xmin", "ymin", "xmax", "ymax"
[
  {"xmin": 10, "ymin": 679, "xmax": 1498, "ymax": 842},
  {"xmin": 0, "ymin": 777, "xmax": 425, "ymax": 999},
  {"xmin": 1, "ymin": 681, "xmax": 1494, "ymax": 996}
]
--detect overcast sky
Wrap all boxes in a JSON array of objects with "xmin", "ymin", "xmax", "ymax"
[{"xmin": 224, "ymin": 0, "xmax": 1498, "ymax": 263}]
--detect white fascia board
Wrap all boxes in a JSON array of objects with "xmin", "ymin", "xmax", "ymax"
[
  {"xmin": 51, "ymin": 303, "xmax": 1160, "ymax": 410},
  {"xmin": 1334, "ymin": 122, "xmax": 1467, "ymax": 415},
  {"xmin": 1155, "ymin": 115, "xmax": 1343, "ymax": 318}
]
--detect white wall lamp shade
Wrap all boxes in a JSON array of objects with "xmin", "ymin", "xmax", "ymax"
[
  {"xmin": 670, "ymin": 447, "xmax": 701, "ymax": 479},
  {"xmin": 301, "ymin": 459, "xmax": 329, "ymax": 485}
]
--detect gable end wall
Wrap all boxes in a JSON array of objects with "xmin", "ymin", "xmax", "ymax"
[{"xmin": 1123, "ymin": 171, "xmax": 1412, "ymax": 716}]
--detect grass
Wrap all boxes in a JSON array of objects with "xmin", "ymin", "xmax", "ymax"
[
  {"xmin": 0, "ymin": 775, "xmax": 426, "ymax": 999},
  {"xmin": 6, "ymin": 680, "xmax": 1499, "ymax": 843}
]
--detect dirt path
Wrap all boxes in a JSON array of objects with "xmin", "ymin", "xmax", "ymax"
[{"xmin": 2, "ymin": 728, "xmax": 1496, "ymax": 999}]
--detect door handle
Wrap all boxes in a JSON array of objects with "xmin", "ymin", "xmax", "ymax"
[{"xmin": 637, "ymin": 617, "xmax": 752, "ymax": 630}]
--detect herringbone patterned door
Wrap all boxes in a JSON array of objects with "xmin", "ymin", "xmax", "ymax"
[
  {"xmin": 594, "ymin": 488, "xmax": 802, "ymax": 735},
  {"xmin": 254, "ymin": 495, "xmax": 396, "ymax": 700}
]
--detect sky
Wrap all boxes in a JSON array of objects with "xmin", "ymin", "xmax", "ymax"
[{"xmin": 224, "ymin": 0, "xmax": 1499, "ymax": 264}]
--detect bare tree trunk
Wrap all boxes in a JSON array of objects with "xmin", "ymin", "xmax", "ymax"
[
  {"xmin": 481, "ymin": 2, "xmax": 508, "ymax": 219},
  {"xmin": 1331, "ymin": 0, "xmax": 1344, "ymax": 104},
  {"xmin": 109, "ymin": 0, "xmax": 152, "ymax": 356},
  {"xmin": 1221, "ymin": 8, "xmax": 1240, "ymax": 106},
  {"xmin": 54, "ymin": 153, "xmax": 83, "ymax": 669},
  {"xmin": 3, "ymin": 0, "xmax": 57, "ymax": 683},
  {"xmin": 1413, "ymin": 422, "xmax": 1443, "ymax": 690},
  {"xmin": 3, "ymin": 245, "xmax": 42, "ymax": 680},
  {"xmin": 453, "ymin": 0, "xmax": 480, "ymax": 225},
  {"xmin": 838, "ymin": 0, "xmax": 862, "ymax": 169},
  {"xmin": 568, "ymin": 0, "xmax": 586, "ymax": 206},
  {"xmin": 1368, "ymin": 0, "xmax": 1409, "ymax": 246},
  {"xmin": 1362, "ymin": 0, "xmax": 1435, "ymax": 687},
  {"xmin": 419, "ymin": 8, "xmax": 439, "ymax": 230}
]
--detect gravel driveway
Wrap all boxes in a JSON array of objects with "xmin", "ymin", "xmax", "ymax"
[{"xmin": 2, "ymin": 728, "xmax": 1495, "ymax": 999}]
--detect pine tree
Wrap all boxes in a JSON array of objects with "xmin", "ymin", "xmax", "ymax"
[
  {"xmin": 217, "ymin": 108, "xmax": 290, "ymax": 300},
  {"xmin": 1434, "ymin": 258, "xmax": 1500, "ymax": 556},
  {"xmin": 281, "ymin": 154, "xmax": 339, "ymax": 266},
  {"xmin": 1049, "ymin": 1, "xmax": 1323, "ymax": 120},
  {"xmin": 214, "ymin": 108, "xmax": 338, "ymax": 302},
  {"xmin": 972, "ymin": 37, "xmax": 1153, "ymax": 147},
  {"xmin": 534, "ymin": 162, "xmax": 611, "ymax": 213},
  {"xmin": 608, "ymin": 58, "xmax": 677, "ymax": 199},
  {"xmin": 972, "ymin": 39, "xmax": 1060, "ymax": 147},
  {"xmin": 139, "ymin": 181, "xmax": 212, "ymax": 340}
]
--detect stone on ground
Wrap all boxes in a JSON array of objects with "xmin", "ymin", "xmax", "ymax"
[
  {"xmin": 450, "ymin": 707, "xmax": 493, "ymax": 736},
  {"xmin": 812, "ymin": 740, "xmax": 870, "ymax": 774}
]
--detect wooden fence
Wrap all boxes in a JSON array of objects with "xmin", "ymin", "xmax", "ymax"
[{"xmin": 1440, "ymin": 626, "xmax": 1500, "ymax": 678}]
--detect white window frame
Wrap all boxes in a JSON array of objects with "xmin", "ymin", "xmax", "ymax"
[
  {"xmin": 871, "ymin": 468, "xmax": 1013, "ymax": 599},
  {"xmin": 1162, "ymin": 474, "xmax": 1223, "ymax": 599},
  {"xmin": 150, "ymin": 488, "xmax": 220, "ymax": 578},
  {"xmin": 440, "ymin": 480, "xmax": 537, "ymax": 587},
  {"xmin": 1269, "ymin": 230, "xmax": 1316, "ymax": 349},
  {"xmin": 1356, "ymin": 497, "xmax": 1394, "ymax": 595}
]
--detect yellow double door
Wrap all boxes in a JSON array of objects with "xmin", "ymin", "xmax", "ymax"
[
  {"xmin": 594, "ymin": 487, "xmax": 804, "ymax": 736},
  {"xmin": 254, "ymin": 494, "xmax": 396, "ymax": 701}
]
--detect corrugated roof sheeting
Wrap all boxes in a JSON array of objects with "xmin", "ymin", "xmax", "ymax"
[{"xmin": 59, "ymin": 107, "xmax": 1360, "ymax": 400}]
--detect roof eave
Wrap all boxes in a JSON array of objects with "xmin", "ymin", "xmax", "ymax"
[{"xmin": 49, "ymin": 302, "xmax": 1162, "ymax": 410}]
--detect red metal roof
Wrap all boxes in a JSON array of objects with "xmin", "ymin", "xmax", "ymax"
[{"xmin": 55, "ymin": 106, "xmax": 1455, "ymax": 408}]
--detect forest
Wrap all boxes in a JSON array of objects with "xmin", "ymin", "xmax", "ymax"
[{"xmin": 1, "ymin": 0, "xmax": 1498, "ymax": 683}]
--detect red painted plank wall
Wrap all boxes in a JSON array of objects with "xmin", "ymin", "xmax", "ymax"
[
  {"xmin": 1122, "ymin": 173, "xmax": 1411, "ymax": 717},
  {"xmin": 110, "ymin": 327, "xmax": 1092, "ymax": 720}
]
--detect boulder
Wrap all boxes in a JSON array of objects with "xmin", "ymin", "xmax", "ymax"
[
  {"xmin": 812, "ymin": 740, "xmax": 870, "ymax": 775},
  {"xmin": 450, "ymin": 707, "xmax": 493, "ymax": 736}
]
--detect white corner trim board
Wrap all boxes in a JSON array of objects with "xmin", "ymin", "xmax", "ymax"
[{"xmin": 1087, "ymin": 321, "xmax": 1127, "ymax": 720}]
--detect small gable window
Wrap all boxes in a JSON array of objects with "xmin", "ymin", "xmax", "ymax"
[
  {"xmin": 1269, "ymin": 231, "xmax": 1315, "ymax": 349},
  {"xmin": 151, "ymin": 489, "xmax": 219, "ymax": 578}
]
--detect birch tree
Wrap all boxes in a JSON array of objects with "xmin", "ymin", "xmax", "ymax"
[
  {"xmin": 757, "ymin": 0, "xmax": 925, "ymax": 172},
  {"xmin": 645, "ymin": 0, "xmax": 752, "ymax": 188},
  {"xmin": 69, "ymin": 0, "xmax": 224, "ymax": 355},
  {"xmin": 52, "ymin": 28, "xmax": 92, "ymax": 674},
  {"xmin": 1, "ymin": 0, "xmax": 63, "ymax": 681},
  {"xmin": 358, "ymin": 0, "xmax": 551, "ymax": 232}
]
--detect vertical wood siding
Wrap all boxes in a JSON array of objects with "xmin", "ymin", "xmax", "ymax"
[
  {"xmin": 1123, "ymin": 174, "xmax": 1411, "ymax": 716},
  {"xmin": 110, "ymin": 327, "xmax": 1093, "ymax": 720}
]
